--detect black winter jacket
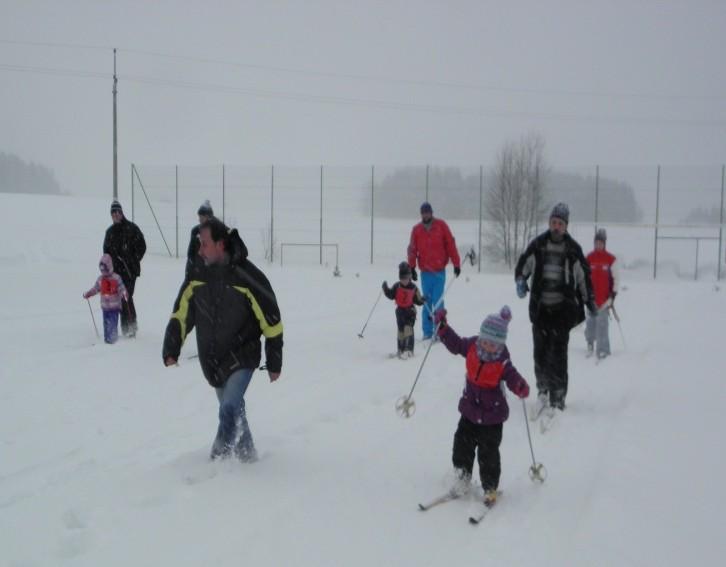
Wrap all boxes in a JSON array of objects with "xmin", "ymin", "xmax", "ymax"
[
  {"xmin": 514, "ymin": 231, "xmax": 594, "ymax": 330},
  {"xmin": 103, "ymin": 218, "xmax": 147, "ymax": 283},
  {"xmin": 163, "ymin": 230, "xmax": 282, "ymax": 388}
]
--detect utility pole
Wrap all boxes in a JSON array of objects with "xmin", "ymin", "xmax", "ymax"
[{"xmin": 112, "ymin": 48, "xmax": 118, "ymax": 200}]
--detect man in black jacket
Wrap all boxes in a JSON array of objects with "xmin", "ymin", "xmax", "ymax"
[
  {"xmin": 103, "ymin": 200, "xmax": 146, "ymax": 337},
  {"xmin": 163, "ymin": 218, "xmax": 283, "ymax": 462},
  {"xmin": 514, "ymin": 203, "xmax": 595, "ymax": 414}
]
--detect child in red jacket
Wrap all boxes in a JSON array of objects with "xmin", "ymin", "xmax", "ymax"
[
  {"xmin": 382, "ymin": 262, "xmax": 425, "ymax": 358},
  {"xmin": 434, "ymin": 305, "xmax": 530, "ymax": 506},
  {"xmin": 585, "ymin": 229, "xmax": 619, "ymax": 359}
]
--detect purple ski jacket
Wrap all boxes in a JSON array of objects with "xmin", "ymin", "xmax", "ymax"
[{"xmin": 439, "ymin": 326, "xmax": 528, "ymax": 426}]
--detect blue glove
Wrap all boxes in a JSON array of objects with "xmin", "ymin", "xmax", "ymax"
[{"xmin": 516, "ymin": 279, "xmax": 528, "ymax": 299}]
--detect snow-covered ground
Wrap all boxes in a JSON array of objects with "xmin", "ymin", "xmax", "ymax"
[{"xmin": 1, "ymin": 192, "xmax": 724, "ymax": 566}]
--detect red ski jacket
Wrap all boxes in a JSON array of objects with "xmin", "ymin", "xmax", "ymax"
[{"xmin": 407, "ymin": 218, "xmax": 461, "ymax": 273}]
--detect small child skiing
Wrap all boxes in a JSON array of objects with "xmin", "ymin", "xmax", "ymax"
[
  {"xmin": 433, "ymin": 305, "xmax": 530, "ymax": 506},
  {"xmin": 382, "ymin": 261, "xmax": 425, "ymax": 358},
  {"xmin": 83, "ymin": 254, "xmax": 128, "ymax": 344},
  {"xmin": 585, "ymin": 228, "xmax": 619, "ymax": 359}
]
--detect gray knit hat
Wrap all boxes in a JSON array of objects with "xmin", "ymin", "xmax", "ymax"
[
  {"xmin": 198, "ymin": 200, "xmax": 214, "ymax": 216},
  {"xmin": 550, "ymin": 202, "xmax": 570, "ymax": 224}
]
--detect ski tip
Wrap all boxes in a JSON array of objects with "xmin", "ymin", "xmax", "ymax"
[
  {"xmin": 418, "ymin": 503, "xmax": 428, "ymax": 511},
  {"xmin": 468, "ymin": 516, "xmax": 481, "ymax": 525}
]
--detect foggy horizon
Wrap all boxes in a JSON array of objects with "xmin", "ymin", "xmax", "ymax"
[{"xmin": 2, "ymin": 0, "xmax": 725, "ymax": 201}]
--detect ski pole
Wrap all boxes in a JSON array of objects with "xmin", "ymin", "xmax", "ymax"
[
  {"xmin": 357, "ymin": 289, "xmax": 383, "ymax": 338},
  {"xmin": 521, "ymin": 398, "xmax": 547, "ymax": 482},
  {"xmin": 609, "ymin": 304, "xmax": 627, "ymax": 351},
  {"xmin": 395, "ymin": 319, "xmax": 445, "ymax": 419},
  {"xmin": 86, "ymin": 298, "xmax": 100, "ymax": 338}
]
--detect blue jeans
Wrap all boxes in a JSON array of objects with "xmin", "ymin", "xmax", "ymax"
[
  {"xmin": 421, "ymin": 270, "xmax": 446, "ymax": 338},
  {"xmin": 210, "ymin": 368, "xmax": 255, "ymax": 459},
  {"xmin": 102, "ymin": 309, "xmax": 119, "ymax": 344}
]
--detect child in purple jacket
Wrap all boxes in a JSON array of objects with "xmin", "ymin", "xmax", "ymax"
[
  {"xmin": 83, "ymin": 254, "xmax": 128, "ymax": 344},
  {"xmin": 434, "ymin": 305, "xmax": 530, "ymax": 506}
]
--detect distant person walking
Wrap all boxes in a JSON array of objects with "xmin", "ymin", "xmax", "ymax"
[
  {"xmin": 186, "ymin": 199, "xmax": 215, "ymax": 279},
  {"xmin": 585, "ymin": 228, "xmax": 619, "ymax": 359},
  {"xmin": 163, "ymin": 218, "xmax": 283, "ymax": 463},
  {"xmin": 407, "ymin": 202, "xmax": 461, "ymax": 340},
  {"xmin": 103, "ymin": 200, "xmax": 146, "ymax": 337},
  {"xmin": 514, "ymin": 203, "xmax": 595, "ymax": 414},
  {"xmin": 82, "ymin": 254, "xmax": 128, "ymax": 344}
]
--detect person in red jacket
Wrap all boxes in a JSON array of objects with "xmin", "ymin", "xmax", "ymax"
[
  {"xmin": 407, "ymin": 202, "xmax": 461, "ymax": 340},
  {"xmin": 382, "ymin": 261, "xmax": 425, "ymax": 358},
  {"xmin": 585, "ymin": 228, "xmax": 619, "ymax": 359}
]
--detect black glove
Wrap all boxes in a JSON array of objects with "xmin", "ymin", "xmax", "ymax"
[
  {"xmin": 610, "ymin": 291, "xmax": 617, "ymax": 304},
  {"xmin": 411, "ymin": 268, "xmax": 418, "ymax": 281},
  {"xmin": 453, "ymin": 266, "xmax": 461, "ymax": 278},
  {"xmin": 382, "ymin": 281, "xmax": 388, "ymax": 291}
]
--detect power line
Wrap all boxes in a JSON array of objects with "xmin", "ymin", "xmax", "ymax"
[
  {"xmin": 0, "ymin": 60, "xmax": 724, "ymax": 127},
  {"xmin": 2, "ymin": 38, "xmax": 725, "ymax": 101}
]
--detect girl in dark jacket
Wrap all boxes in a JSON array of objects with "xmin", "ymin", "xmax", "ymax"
[
  {"xmin": 382, "ymin": 261, "xmax": 425, "ymax": 358},
  {"xmin": 434, "ymin": 305, "xmax": 530, "ymax": 506}
]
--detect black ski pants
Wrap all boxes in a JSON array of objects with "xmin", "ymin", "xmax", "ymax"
[
  {"xmin": 120, "ymin": 276, "xmax": 137, "ymax": 334},
  {"xmin": 395, "ymin": 306, "xmax": 416, "ymax": 353},
  {"xmin": 452, "ymin": 417, "xmax": 503, "ymax": 492},
  {"xmin": 532, "ymin": 319, "xmax": 570, "ymax": 406}
]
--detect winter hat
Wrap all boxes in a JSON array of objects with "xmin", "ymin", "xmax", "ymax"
[
  {"xmin": 398, "ymin": 261, "xmax": 412, "ymax": 279},
  {"xmin": 550, "ymin": 202, "xmax": 570, "ymax": 224},
  {"xmin": 99, "ymin": 253, "xmax": 114, "ymax": 274},
  {"xmin": 479, "ymin": 305, "xmax": 512, "ymax": 346},
  {"xmin": 110, "ymin": 200, "xmax": 123, "ymax": 214},
  {"xmin": 420, "ymin": 201, "xmax": 433, "ymax": 214},
  {"xmin": 594, "ymin": 228, "xmax": 607, "ymax": 243},
  {"xmin": 198, "ymin": 199, "xmax": 214, "ymax": 216}
]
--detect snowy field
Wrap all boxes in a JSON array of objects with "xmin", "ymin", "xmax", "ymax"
[{"xmin": 1, "ymin": 192, "xmax": 725, "ymax": 566}]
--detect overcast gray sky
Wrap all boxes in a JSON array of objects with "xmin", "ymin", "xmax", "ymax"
[{"xmin": 1, "ymin": 0, "xmax": 725, "ymax": 198}]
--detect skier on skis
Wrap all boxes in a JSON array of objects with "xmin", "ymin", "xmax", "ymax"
[
  {"xmin": 382, "ymin": 261, "xmax": 425, "ymax": 359},
  {"xmin": 407, "ymin": 201, "xmax": 461, "ymax": 340},
  {"xmin": 433, "ymin": 305, "xmax": 530, "ymax": 507},
  {"xmin": 514, "ymin": 203, "xmax": 595, "ymax": 416},
  {"xmin": 585, "ymin": 228, "xmax": 619, "ymax": 359}
]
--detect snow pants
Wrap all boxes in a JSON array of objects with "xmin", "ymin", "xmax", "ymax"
[
  {"xmin": 585, "ymin": 307, "xmax": 611, "ymax": 357},
  {"xmin": 395, "ymin": 306, "xmax": 416, "ymax": 354},
  {"xmin": 452, "ymin": 417, "xmax": 503, "ymax": 492},
  {"xmin": 211, "ymin": 368, "xmax": 255, "ymax": 460},
  {"xmin": 421, "ymin": 270, "xmax": 446, "ymax": 339},
  {"xmin": 532, "ymin": 319, "xmax": 570, "ymax": 407},
  {"xmin": 102, "ymin": 309, "xmax": 120, "ymax": 344}
]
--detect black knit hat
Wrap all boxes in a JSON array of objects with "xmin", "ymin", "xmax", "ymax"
[
  {"xmin": 594, "ymin": 228, "xmax": 607, "ymax": 242},
  {"xmin": 110, "ymin": 200, "xmax": 123, "ymax": 214},
  {"xmin": 398, "ymin": 261, "xmax": 412, "ymax": 279},
  {"xmin": 198, "ymin": 200, "xmax": 213, "ymax": 216}
]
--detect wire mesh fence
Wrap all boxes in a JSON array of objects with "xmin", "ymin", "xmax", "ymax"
[{"xmin": 130, "ymin": 163, "xmax": 726, "ymax": 280}]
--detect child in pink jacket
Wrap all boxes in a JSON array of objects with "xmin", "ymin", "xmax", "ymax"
[{"xmin": 83, "ymin": 254, "xmax": 128, "ymax": 344}]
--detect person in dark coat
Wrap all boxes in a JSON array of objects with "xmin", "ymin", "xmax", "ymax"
[
  {"xmin": 514, "ymin": 202, "xmax": 595, "ymax": 415},
  {"xmin": 186, "ymin": 199, "xmax": 215, "ymax": 279},
  {"xmin": 163, "ymin": 217, "xmax": 282, "ymax": 463},
  {"xmin": 433, "ymin": 306, "xmax": 530, "ymax": 507},
  {"xmin": 103, "ymin": 200, "xmax": 146, "ymax": 337}
]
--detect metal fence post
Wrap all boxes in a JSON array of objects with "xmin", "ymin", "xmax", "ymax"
[
  {"xmin": 270, "ymin": 165, "xmax": 275, "ymax": 264},
  {"xmin": 131, "ymin": 164, "xmax": 135, "ymax": 221},
  {"xmin": 222, "ymin": 164, "xmax": 226, "ymax": 224},
  {"xmin": 478, "ymin": 165, "xmax": 483, "ymax": 274},
  {"xmin": 653, "ymin": 165, "xmax": 661, "ymax": 280},
  {"xmin": 370, "ymin": 165, "xmax": 375, "ymax": 265},
  {"xmin": 320, "ymin": 164, "xmax": 323, "ymax": 265},
  {"xmin": 425, "ymin": 164, "xmax": 429, "ymax": 202},
  {"xmin": 719, "ymin": 164, "xmax": 724, "ymax": 281},
  {"xmin": 594, "ymin": 164, "xmax": 599, "ymax": 230},
  {"xmin": 175, "ymin": 165, "xmax": 179, "ymax": 259}
]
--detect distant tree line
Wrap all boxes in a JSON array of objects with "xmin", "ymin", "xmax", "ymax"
[
  {"xmin": 0, "ymin": 152, "xmax": 62, "ymax": 195},
  {"xmin": 369, "ymin": 163, "xmax": 643, "ymax": 224}
]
